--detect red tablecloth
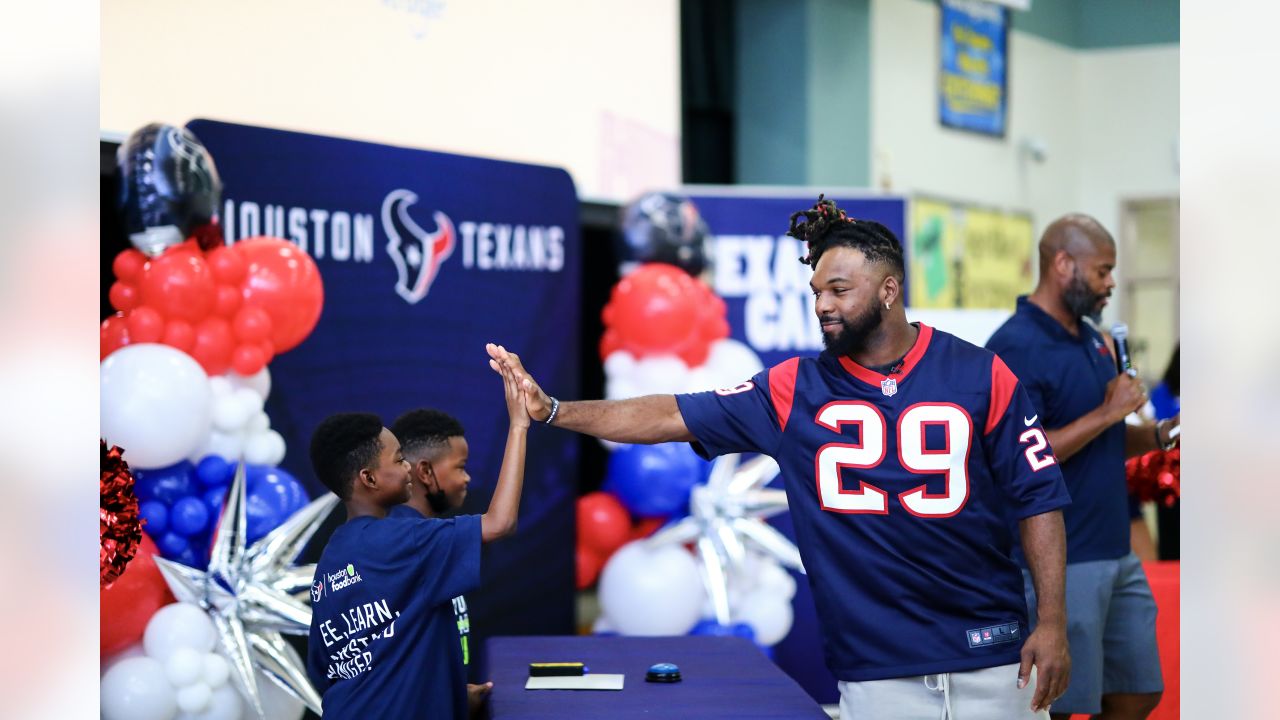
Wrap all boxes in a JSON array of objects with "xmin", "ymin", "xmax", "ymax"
[{"xmin": 1069, "ymin": 560, "xmax": 1178, "ymax": 719}]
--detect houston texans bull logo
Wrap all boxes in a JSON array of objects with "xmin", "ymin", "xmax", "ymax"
[{"xmin": 383, "ymin": 189, "xmax": 455, "ymax": 304}]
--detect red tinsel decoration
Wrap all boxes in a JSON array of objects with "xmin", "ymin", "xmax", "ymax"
[
  {"xmin": 101, "ymin": 440, "xmax": 143, "ymax": 587},
  {"xmin": 1126, "ymin": 448, "xmax": 1180, "ymax": 508}
]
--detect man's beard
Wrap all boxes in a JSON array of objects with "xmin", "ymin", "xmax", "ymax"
[
  {"xmin": 821, "ymin": 303, "xmax": 884, "ymax": 357},
  {"xmin": 1062, "ymin": 268, "xmax": 1106, "ymax": 324}
]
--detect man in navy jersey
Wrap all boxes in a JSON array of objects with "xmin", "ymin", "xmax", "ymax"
[
  {"xmin": 987, "ymin": 215, "xmax": 1177, "ymax": 720},
  {"xmin": 305, "ymin": 346, "xmax": 529, "ymax": 720},
  {"xmin": 489, "ymin": 196, "xmax": 1071, "ymax": 718}
]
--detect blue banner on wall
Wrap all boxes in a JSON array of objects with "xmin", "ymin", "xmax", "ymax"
[
  {"xmin": 187, "ymin": 119, "xmax": 581, "ymax": 669},
  {"xmin": 686, "ymin": 192, "xmax": 908, "ymax": 371},
  {"xmin": 939, "ymin": 0, "xmax": 1008, "ymax": 137},
  {"xmin": 684, "ymin": 190, "xmax": 906, "ymax": 704}
]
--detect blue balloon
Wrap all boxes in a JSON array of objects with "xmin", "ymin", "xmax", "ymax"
[
  {"xmin": 246, "ymin": 491, "xmax": 282, "ymax": 544},
  {"xmin": 134, "ymin": 461, "xmax": 196, "ymax": 505},
  {"xmin": 690, "ymin": 619, "xmax": 756, "ymax": 641},
  {"xmin": 605, "ymin": 443, "xmax": 709, "ymax": 518},
  {"xmin": 156, "ymin": 531, "xmax": 190, "ymax": 559},
  {"xmin": 248, "ymin": 464, "xmax": 307, "ymax": 520},
  {"xmin": 174, "ymin": 546, "xmax": 202, "ymax": 568},
  {"xmin": 196, "ymin": 455, "xmax": 235, "ymax": 488},
  {"xmin": 203, "ymin": 486, "xmax": 227, "ymax": 520},
  {"xmin": 139, "ymin": 500, "xmax": 169, "ymax": 536},
  {"xmin": 171, "ymin": 496, "xmax": 211, "ymax": 537}
]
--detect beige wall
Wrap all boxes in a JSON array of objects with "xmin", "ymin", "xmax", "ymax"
[{"xmin": 101, "ymin": 0, "xmax": 681, "ymax": 202}]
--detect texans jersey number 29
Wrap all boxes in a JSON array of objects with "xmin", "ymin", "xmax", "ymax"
[{"xmin": 814, "ymin": 401, "xmax": 1054, "ymax": 517}]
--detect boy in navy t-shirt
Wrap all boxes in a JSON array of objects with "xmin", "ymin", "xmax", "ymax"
[{"xmin": 306, "ymin": 346, "xmax": 530, "ymax": 720}]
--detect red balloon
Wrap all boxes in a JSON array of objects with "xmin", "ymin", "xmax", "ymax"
[
  {"xmin": 109, "ymin": 282, "xmax": 140, "ymax": 312},
  {"xmin": 101, "ymin": 313, "xmax": 131, "ymax": 359},
  {"xmin": 231, "ymin": 343, "xmax": 267, "ymax": 376},
  {"xmin": 577, "ymin": 491, "xmax": 632, "ymax": 557},
  {"xmin": 232, "ymin": 306, "xmax": 273, "ymax": 344},
  {"xmin": 112, "ymin": 249, "xmax": 148, "ymax": 283},
  {"xmin": 139, "ymin": 242, "xmax": 216, "ymax": 323},
  {"xmin": 677, "ymin": 339, "xmax": 713, "ymax": 368},
  {"xmin": 213, "ymin": 284, "xmax": 242, "ymax": 318},
  {"xmin": 258, "ymin": 339, "xmax": 275, "ymax": 366},
  {"xmin": 126, "ymin": 306, "xmax": 165, "ymax": 343},
  {"xmin": 599, "ymin": 329, "xmax": 623, "ymax": 361},
  {"xmin": 191, "ymin": 317, "xmax": 233, "ymax": 375},
  {"xmin": 631, "ymin": 516, "xmax": 665, "ymax": 541},
  {"xmin": 206, "ymin": 245, "xmax": 246, "ymax": 285},
  {"xmin": 100, "ymin": 534, "xmax": 174, "ymax": 658},
  {"xmin": 235, "ymin": 237, "xmax": 324, "ymax": 352},
  {"xmin": 163, "ymin": 320, "xmax": 196, "ymax": 353},
  {"xmin": 605, "ymin": 264, "xmax": 703, "ymax": 358},
  {"xmin": 576, "ymin": 545, "xmax": 605, "ymax": 590}
]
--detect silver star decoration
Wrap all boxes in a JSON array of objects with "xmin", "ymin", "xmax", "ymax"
[
  {"xmin": 155, "ymin": 464, "xmax": 338, "ymax": 718},
  {"xmin": 644, "ymin": 453, "xmax": 804, "ymax": 626}
]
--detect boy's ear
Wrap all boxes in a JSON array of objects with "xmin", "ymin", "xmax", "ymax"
[{"xmin": 358, "ymin": 467, "xmax": 377, "ymax": 490}]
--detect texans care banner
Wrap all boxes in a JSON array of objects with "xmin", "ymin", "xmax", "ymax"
[
  {"xmin": 685, "ymin": 190, "xmax": 906, "ymax": 704},
  {"xmin": 188, "ymin": 119, "xmax": 580, "ymax": 671}
]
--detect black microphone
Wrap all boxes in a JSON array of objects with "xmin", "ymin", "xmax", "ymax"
[{"xmin": 1110, "ymin": 323, "xmax": 1136, "ymax": 377}]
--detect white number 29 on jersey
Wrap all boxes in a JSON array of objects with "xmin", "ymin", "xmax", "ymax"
[{"xmin": 815, "ymin": 401, "xmax": 972, "ymax": 518}]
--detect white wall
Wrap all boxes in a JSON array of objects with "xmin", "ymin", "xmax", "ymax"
[
  {"xmin": 101, "ymin": 0, "xmax": 680, "ymax": 202},
  {"xmin": 869, "ymin": 0, "xmax": 1178, "ymax": 307}
]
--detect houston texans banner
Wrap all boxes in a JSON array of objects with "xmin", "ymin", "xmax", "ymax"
[
  {"xmin": 187, "ymin": 119, "xmax": 580, "ymax": 665},
  {"xmin": 685, "ymin": 191, "xmax": 908, "ymax": 370}
]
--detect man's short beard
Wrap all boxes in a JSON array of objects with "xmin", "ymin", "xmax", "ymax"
[
  {"xmin": 821, "ymin": 303, "xmax": 884, "ymax": 357},
  {"xmin": 1062, "ymin": 268, "xmax": 1104, "ymax": 324}
]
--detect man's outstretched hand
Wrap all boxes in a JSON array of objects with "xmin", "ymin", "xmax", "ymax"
[
  {"xmin": 486, "ymin": 344, "xmax": 552, "ymax": 422},
  {"xmin": 467, "ymin": 681, "xmax": 493, "ymax": 718}
]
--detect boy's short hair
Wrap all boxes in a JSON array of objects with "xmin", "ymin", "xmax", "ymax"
[
  {"xmin": 310, "ymin": 412, "xmax": 384, "ymax": 500},
  {"xmin": 391, "ymin": 409, "xmax": 466, "ymax": 461}
]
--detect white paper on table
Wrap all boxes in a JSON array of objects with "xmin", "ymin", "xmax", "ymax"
[{"xmin": 524, "ymin": 674, "xmax": 625, "ymax": 691}]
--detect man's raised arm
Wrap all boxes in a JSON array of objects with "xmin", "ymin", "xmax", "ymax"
[{"xmin": 486, "ymin": 345, "xmax": 694, "ymax": 444}]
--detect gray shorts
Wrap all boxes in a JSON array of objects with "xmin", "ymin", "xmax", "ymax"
[
  {"xmin": 838, "ymin": 663, "xmax": 1049, "ymax": 719},
  {"xmin": 1023, "ymin": 552, "xmax": 1164, "ymax": 715}
]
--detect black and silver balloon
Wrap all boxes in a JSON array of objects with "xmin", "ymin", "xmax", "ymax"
[{"xmin": 117, "ymin": 123, "xmax": 223, "ymax": 256}]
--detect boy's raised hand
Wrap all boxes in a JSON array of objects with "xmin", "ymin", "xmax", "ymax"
[
  {"xmin": 487, "ymin": 344, "xmax": 531, "ymax": 429},
  {"xmin": 485, "ymin": 343, "xmax": 551, "ymax": 423}
]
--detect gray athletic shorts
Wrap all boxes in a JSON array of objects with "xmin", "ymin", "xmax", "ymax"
[
  {"xmin": 1023, "ymin": 552, "xmax": 1164, "ymax": 715},
  {"xmin": 838, "ymin": 663, "xmax": 1049, "ymax": 719}
]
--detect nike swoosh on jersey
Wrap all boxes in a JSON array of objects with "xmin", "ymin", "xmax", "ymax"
[{"xmin": 1024, "ymin": 415, "xmax": 1038, "ymax": 426}]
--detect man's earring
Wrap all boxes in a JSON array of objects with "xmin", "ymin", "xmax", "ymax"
[{"xmin": 885, "ymin": 301, "xmax": 892, "ymax": 311}]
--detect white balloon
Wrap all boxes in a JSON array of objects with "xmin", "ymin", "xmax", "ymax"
[
  {"xmin": 211, "ymin": 394, "xmax": 252, "ymax": 434},
  {"xmin": 101, "ymin": 344, "xmax": 213, "ymax": 469},
  {"xmin": 233, "ymin": 387, "xmax": 264, "ymax": 416},
  {"xmin": 165, "ymin": 647, "xmax": 205, "ymax": 688},
  {"xmin": 243, "ymin": 429, "xmax": 286, "ymax": 466},
  {"xmin": 683, "ymin": 366, "xmax": 720, "ymax": 394},
  {"xmin": 604, "ymin": 375, "xmax": 642, "ymax": 401},
  {"xmin": 756, "ymin": 559, "xmax": 797, "ymax": 601},
  {"xmin": 144, "ymin": 603, "xmax": 217, "ymax": 663},
  {"xmin": 101, "ymin": 656, "xmax": 178, "ymax": 720},
  {"xmin": 202, "ymin": 653, "xmax": 230, "ymax": 689},
  {"xmin": 227, "ymin": 367, "xmax": 271, "ymax": 400},
  {"xmin": 177, "ymin": 683, "xmax": 213, "ymax": 714},
  {"xmin": 257, "ymin": 670, "xmax": 307, "ymax": 720},
  {"xmin": 598, "ymin": 541, "xmax": 704, "ymax": 636},
  {"xmin": 631, "ymin": 355, "xmax": 691, "ymax": 395},
  {"xmin": 705, "ymin": 339, "xmax": 765, "ymax": 387},
  {"xmin": 208, "ymin": 376, "xmax": 233, "ymax": 398},
  {"xmin": 196, "ymin": 430, "xmax": 245, "ymax": 463},
  {"xmin": 592, "ymin": 615, "xmax": 615, "ymax": 634},
  {"xmin": 737, "ymin": 589, "xmax": 795, "ymax": 646},
  {"xmin": 102, "ymin": 643, "xmax": 149, "ymax": 675},
  {"xmin": 246, "ymin": 410, "xmax": 270, "ymax": 434},
  {"xmin": 177, "ymin": 684, "xmax": 242, "ymax": 720},
  {"xmin": 602, "ymin": 350, "xmax": 637, "ymax": 379}
]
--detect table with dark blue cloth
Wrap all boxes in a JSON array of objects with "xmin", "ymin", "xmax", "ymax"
[{"xmin": 484, "ymin": 635, "xmax": 829, "ymax": 719}]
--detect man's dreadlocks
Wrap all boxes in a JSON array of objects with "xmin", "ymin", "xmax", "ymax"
[{"xmin": 788, "ymin": 194, "xmax": 905, "ymax": 280}]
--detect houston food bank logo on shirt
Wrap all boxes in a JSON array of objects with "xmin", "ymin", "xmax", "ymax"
[
  {"xmin": 222, "ymin": 190, "xmax": 567, "ymax": 306},
  {"xmin": 327, "ymin": 563, "xmax": 363, "ymax": 593}
]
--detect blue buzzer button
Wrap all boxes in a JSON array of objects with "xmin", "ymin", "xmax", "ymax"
[{"xmin": 645, "ymin": 662, "xmax": 682, "ymax": 683}]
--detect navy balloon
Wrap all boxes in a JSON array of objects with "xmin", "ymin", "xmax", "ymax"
[
  {"xmin": 117, "ymin": 123, "xmax": 223, "ymax": 256},
  {"xmin": 248, "ymin": 464, "xmax": 305, "ymax": 519},
  {"xmin": 139, "ymin": 500, "xmax": 169, "ymax": 536},
  {"xmin": 134, "ymin": 461, "xmax": 196, "ymax": 505},
  {"xmin": 245, "ymin": 491, "xmax": 283, "ymax": 543},
  {"xmin": 196, "ymin": 455, "xmax": 235, "ymax": 488},
  {"xmin": 618, "ymin": 192, "xmax": 711, "ymax": 276},
  {"xmin": 605, "ymin": 443, "xmax": 709, "ymax": 518},
  {"xmin": 170, "ymin": 496, "xmax": 211, "ymax": 537}
]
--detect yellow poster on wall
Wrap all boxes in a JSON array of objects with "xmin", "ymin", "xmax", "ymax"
[{"xmin": 908, "ymin": 198, "xmax": 1032, "ymax": 310}]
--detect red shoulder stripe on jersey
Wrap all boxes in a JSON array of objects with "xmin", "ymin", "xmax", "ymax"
[
  {"xmin": 769, "ymin": 358, "xmax": 801, "ymax": 432},
  {"xmin": 986, "ymin": 354, "xmax": 1019, "ymax": 435}
]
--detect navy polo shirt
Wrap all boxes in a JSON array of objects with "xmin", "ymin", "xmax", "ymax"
[{"xmin": 986, "ymin": 296, "xmax": 1128, "ymax": 564}]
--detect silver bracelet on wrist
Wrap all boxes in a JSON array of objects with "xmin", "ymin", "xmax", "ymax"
[{"xmin": 545, "ymin": 396, "xmax": 560, "ymax": 425}]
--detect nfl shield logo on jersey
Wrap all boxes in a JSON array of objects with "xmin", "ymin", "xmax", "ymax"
[{"xmin": 880, "ymin": 378, "xmax": 898, "ymax": 397}]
